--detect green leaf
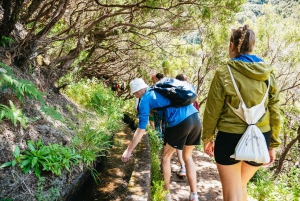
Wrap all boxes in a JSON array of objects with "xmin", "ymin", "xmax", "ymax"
[
  {"xmin": 34, "ymin": 165, "xmax": 41, "ymax": 178},
  {"xmin": 23, "ymin": 166, "xmax": 31, "ymax": 174},
  {"xmin": 31, "ymin": 157, "xmax": 38, "ymax": 168},
  {"xmin": 11, "ymin": 160, "xmax": 16, "ymax": 167},
  {"xmin": 65, "ymin": 164, "xmax": 70, "ymax": 171},
  {"xmin": 20, "ymin": 159, "xmax": 32, "ymax": 167},
  {"xmin": 0, "ymin": 161, "xmax": 12, "ymax": 168},
  {"xmin": 27, "ymin": 142, "xmax": 36, "ymax": 151},
  {"xmin": 13, "ymin": 145, "xmax": 20, "ymax": 158}
]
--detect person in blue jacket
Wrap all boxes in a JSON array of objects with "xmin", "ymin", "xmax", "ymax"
[{"xmin": 121, "ymin": 78, "xmax": 201, "ymax": 201}]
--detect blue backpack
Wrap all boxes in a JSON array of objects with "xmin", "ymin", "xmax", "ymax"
[{"xmin": 150, "ymin": 77, "xmax": 197, "ymax": 108}]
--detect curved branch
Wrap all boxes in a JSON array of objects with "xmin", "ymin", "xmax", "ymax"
[{"xmin": 274, "ymin": 126, "xmax": 300, "ymax": 177}]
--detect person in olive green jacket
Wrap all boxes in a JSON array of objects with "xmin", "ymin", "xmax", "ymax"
[{"xmin": 202, "ymin": 24, "xmax": 281, "ymax": 201}]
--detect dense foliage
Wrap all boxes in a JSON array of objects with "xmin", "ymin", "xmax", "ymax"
[
  {"xmin": 0, "ymin": 0, "xmax": 245, "ymax": 90},
  {"xmin": 0, "ymin": 0, "xmax": 300, "ymax": 200}
]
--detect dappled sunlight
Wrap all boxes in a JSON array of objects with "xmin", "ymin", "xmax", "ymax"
[{"xmin": 77, "ymin": 125, "xmax": 135, "ymax": 201}]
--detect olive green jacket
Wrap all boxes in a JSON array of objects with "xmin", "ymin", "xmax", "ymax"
[{"xmin": 202, "ymin": 60, "xmax": 281, "ymax": 148}]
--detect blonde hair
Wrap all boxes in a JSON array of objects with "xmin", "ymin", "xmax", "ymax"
[{"xmin": 230, "ymin": 24, "xmax": 255, "ymax": 55}]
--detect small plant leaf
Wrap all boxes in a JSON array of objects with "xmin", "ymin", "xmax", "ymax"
[
  {"xmin": 13, "ymin": 145, "xmax": 20, "ymax": 158},
  {"xmin": 20, "ymin": 159, "xmax": 31, "ymax": 167},
  {"xmin": 11, "ymin": 160, "xmax": 16, "ymax": 167},
  {"xmin": 0, "ymin": 161, "xmax": 12, "ymax": 169},
  {"xmin": 34, "ymin": 165, "xmax": 41, "ymax": 178},
  {"xmin": 31, "ymin": 157, "xmax": 38, "ymax": 168},
  {"xmin": 23, "ymin": 166, "xmax": 31, "ymax": 174},
  {"xmin": 28, "ymin": 142, "xmax": 35, "ymax": 151}
]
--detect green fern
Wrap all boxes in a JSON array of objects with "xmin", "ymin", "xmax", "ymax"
[
  {"xmin": 0, "ymin": 62, "xmax": 64, "ymax": 125},
  {"xmin": 0, "ymin": 101, "xmax": 27, "ymax": 128},
  {"xmin": 0, "ymin": 62, "xmax": 13, "ymax": 75},
  {"xmin": 0, "ymin": 73, "xmax": 45, "ymax": 104},
  {"xmin": 0, "ymin": 36, "xmax": 14, "ymax": 47}
]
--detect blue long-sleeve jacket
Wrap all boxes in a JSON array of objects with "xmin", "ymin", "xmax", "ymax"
[{"xmin": 138, "ymin": 88, "xmax": 198, "ymax": 129}]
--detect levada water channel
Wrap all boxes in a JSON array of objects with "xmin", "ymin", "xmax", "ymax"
[{"xmin": 69, "ymin": 124, "xmax": 135, "ymax": 201}]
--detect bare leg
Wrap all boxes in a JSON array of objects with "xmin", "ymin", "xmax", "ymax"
[
  {"xmin": 217, "ymin": 162, "xmax": 243, "ymax": 201},
  {"xmin": 241, "ymin": 162, "xmax": 260, "ymax": 201},
  {"xmin": 182, "ymin": 145, "xmax": 197, "ymax": 192},
  {"xmin": 176, "ymin": 149, "xmax": 185, "ymax": 171},
  {"xmin": 161, "ymin": 143, "xmax": 176, "ymax": 191},
  {"xmin": 149, "ymin": 120, "xmax": 155, "ymax": 128}
]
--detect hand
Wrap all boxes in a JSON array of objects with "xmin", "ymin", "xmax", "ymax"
[
  {"xmin": 263, "ymin": 148, "xmax": 275, "ymax": 166},
  {"xmin": 204, "ymin": 140, "xmax": 214, "ymax": 157},
  {"xmin": 121, "ymin": 148, "xmax": 132, "ymax": 163}
]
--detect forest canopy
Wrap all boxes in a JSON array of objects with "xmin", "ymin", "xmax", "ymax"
[{"xmin": 0, "ymin": 0, "xmax": 245, "ymax": 90}]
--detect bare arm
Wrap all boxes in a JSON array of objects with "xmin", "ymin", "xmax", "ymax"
[{"xmin": 121, "ymin": 128, "xmax": 145, "ymax": 162}]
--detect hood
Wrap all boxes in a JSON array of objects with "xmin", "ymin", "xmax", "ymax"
[{"xmin": 227, "ymin": 60, "xmax": 273, "ymax": 81}]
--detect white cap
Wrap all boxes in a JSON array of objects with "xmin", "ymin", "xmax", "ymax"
[{"xmin": 130, "ymin": 78, "xmax": 148, "ymax": 94}]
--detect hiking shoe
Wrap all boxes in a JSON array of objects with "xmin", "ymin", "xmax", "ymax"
[
  {"xmin": 189, "ymin": 192, "xmax": 198, "ymax": 201},
  {"xmin": 177, "ymin": 167, "xmax": 186, "ymax": 177},
  {"xmin": 165, "ymin": 193, "xmax": 172, "ymax": 201}
]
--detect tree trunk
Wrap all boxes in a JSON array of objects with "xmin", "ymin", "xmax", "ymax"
[
  {"xmin": 0, "ymin": 0, "xmax": 23, "ymax": 38},
  {"xmin": 274, "ymin": 126, "xmax": 300, "ymax": 177}
]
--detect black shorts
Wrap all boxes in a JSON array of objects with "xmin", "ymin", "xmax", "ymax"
[
  {"xmin": 214, "ymin": 130, "xmax": 271, "ymax": 166},
  {"xmin": 164, "ymin": 113, "xmax": 201, "ymax": 150}
]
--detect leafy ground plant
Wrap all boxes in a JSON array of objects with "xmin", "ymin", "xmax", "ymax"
[
  {"xmin": 0, "ymin": 62, "xmax": 63, "ymax": 126},
  {"xmin": 147, "ymin": 128, "xmax": 168, "ymax": 201},
  {"xmin": 35, "ymin": 177, "xmax": 60, "ymax": 201},
  {"xmin": 0, "ymin": 36, "xmax": 14, "ymax": 47},
  {"xmin": 0, "ymin": 100, "xmax": 27, "ymax": 128},
  {"xmin": 0, "ymin": 139, "xmax": 81, "ymax": 178},
  {"xmin": 248, "ymin": 167, "xmax": 300, "ymax": 200}
]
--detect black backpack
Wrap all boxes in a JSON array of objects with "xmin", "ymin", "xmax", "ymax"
[{"xmin": 150, "ymin": 77, "xmax": 197, "ymax": 108}]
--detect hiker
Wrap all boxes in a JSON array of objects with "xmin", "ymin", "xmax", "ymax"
[
  {"xmin": 135, "ymin": 96, "xmax": 154, "ymax": 127},
  {"xmin": 134, "ymin": 97, "xmax": 140, "ymax": 116},
  {"xmin": 111, "ymin": 81, "xmax": 118, "ymax": 91},
  {"xmin": 175, "ymin": 74, "xmax": 200, "ymax": 111},
  {"xmin": 122, "ymin": 78, "xmax": 201, "ymax": 201},
  {"xmin": 151, "ymin": 73, "xmax": 166, "ymax": 139},
  {"xmin": 174, "ymin": 73, "xmax": 200, "ymax": 177},
  {"xmin": 111, "ymin": 81, "xmax": 120, "ymax": 94},
  {"xmin": 202, "ymin": 24, "xmax": 281, "ymax": 201}
]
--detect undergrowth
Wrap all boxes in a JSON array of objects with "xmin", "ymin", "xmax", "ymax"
[
  {"xmin": 147, "ymin": 128, "xmax": 169, "ymax": 201},
  {"xmin": 248, "ymin": 167, "xmax": 300, "ymax": 201}
]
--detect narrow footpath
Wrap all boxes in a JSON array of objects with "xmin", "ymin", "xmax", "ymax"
[
  {"xmin": 169, "ymin": 149, "xmax": 258, "ymax": 201},
  {"xmin": 170, "ymin": 150, "xmax": 223, "ymax": 201}
]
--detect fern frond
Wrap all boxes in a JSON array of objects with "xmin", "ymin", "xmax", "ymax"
[
  {"xmin": 0, "ymin": 104, "xmax": 11, "ymax": 120},
  {"xmin": 0, "ymin": 73, "xmax": 44, "ymax": 104},
  {"xmin": 0, "ymin": 102, "xmax": 27, "ymax": 128},
  {"xmin": 0, "ymin": 62, "xmax": 13, "ymax": 76}
]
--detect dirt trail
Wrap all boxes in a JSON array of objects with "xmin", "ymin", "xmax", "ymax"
[{"xmin": 170, "ymin": 150, "xmax": 223, "ymax": 201}]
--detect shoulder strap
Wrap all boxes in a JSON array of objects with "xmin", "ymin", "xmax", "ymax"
[
  {"xmin": 227, "ymin": 65, "xmax": 270, "ymax": 104},
  {"xmin": 227, "ymin": 65, "xmax": 244, "ymax": 103}
]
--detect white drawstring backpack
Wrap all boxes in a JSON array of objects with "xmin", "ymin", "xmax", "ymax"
[{"xmin": 227, "ymin": 65, "xmax": 270, "ymax": 163}]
